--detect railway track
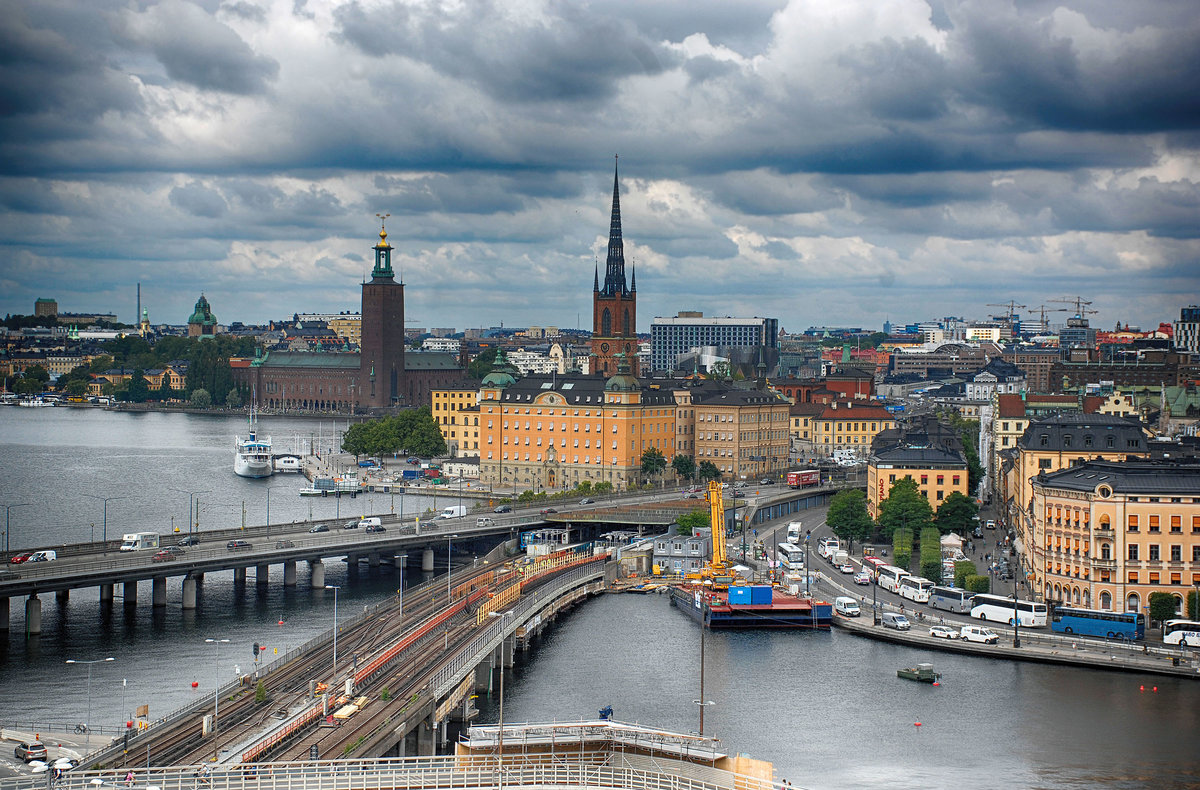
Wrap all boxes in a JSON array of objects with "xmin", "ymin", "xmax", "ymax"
[{"xmin": 110, "ymin": 562, "xmax": 498, "ymax": 769}]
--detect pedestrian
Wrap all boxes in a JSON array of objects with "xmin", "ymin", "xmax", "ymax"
[{"xmin": 125, "ymin": 771, "xmax": 135, "ymax": 787}]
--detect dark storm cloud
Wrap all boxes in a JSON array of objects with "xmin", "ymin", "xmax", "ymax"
[
  {"xmin": 119, "ymin": 0, "xmax": 279, "ymax": 95},
  {"xmin": 335, "ymin": 0, "xmax": 678, "ymax": 103},
  {"xmin": 169, "ymin": 182, "xmax": 228, "ymax": 218}
]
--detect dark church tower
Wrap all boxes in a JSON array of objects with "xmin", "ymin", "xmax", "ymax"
[
  {"xmin": 590, "ymin": 157, "xmax": 638, "ymax": 377},
  {"xmin": 359, "ymin": 219, "xmax": 405, "ymax": 408}
]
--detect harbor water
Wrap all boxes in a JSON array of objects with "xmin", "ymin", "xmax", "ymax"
[{"xmin": 2, "ymin": 407, "xmax": 1199, "ymax": 789}]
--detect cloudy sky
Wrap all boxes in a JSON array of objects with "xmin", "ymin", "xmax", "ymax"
[{"xmin": 2, "ymin": 0, "xmax": 1198, "ymax": 334}]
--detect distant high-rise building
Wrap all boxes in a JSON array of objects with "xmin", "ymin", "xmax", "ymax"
[
  {"xmin": 1175, "ymin": 305, "xmax": 1200, "ymax": 353},
  {"xmin": 650, "ymin": 313, "xmax": 779, "ymax": 373},
  {"xmin": 34, "ymin": 298, "xmax": 57, "ymax": 318},
  {"xmin": 1059, "ymin": 315, "xmax": 1097, "ymax": 350}
]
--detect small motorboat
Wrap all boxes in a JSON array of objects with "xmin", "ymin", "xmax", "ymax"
[{"xmin": 897, "ymin": 662, "xmax": 941, "ymax": 683}]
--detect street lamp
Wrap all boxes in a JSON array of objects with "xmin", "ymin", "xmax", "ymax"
[
  {"xmin": 325, "ymin": 586, "xmax": 340, "ymax": 687},
  {"xmin": 446, "ymin": 534, "xmax": 459, "ymax": 603},
  {"xmin": 804, "ymin": 530, "xmax": 811, "ymax": 597},
  {"xmin": 168, "ymin": 488, "xmax": 209, "ymax": 538},
  {"xmin": 3, "ymin": 502, "xmax": 32, "ymax": 554},
  {"xmin": 65, "ymin": 656, "xmax": 114, "ymax": 754},
  {"xmin": 1012, "ymin": 574, "xmax": 1022, "ymax": 649},
  {"xmin": 204, "ymin": 638, "xmax": 230, "ymax": 761},
  {"xmin": 82, "ymin": 495, "xmax": 128, "ymax": 550},
  {"xmin": 693, "ymin": 620, "xmax": 715, "ymax": 735},
  {"xmin": 487, "ymin": 610, "xmax": 513, "ymax": 790}
]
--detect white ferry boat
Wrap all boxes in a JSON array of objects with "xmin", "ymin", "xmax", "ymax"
[{"xmin": 234, "ymin": 411, "xmax": 273, "ymax": 478}]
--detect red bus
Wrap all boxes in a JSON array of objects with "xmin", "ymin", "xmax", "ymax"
[{"xmin": 787, "ymin": 469, "xmax": 820, "ymax": 488}]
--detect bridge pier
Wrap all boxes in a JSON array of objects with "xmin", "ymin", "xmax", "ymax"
[
  {"xmin": 310, "ymin": 560, "xmax": 325, "ymax": 588},
  {"xmin": 56, "ymin": 589, "xmax": 69, "ymax": 605},
  {"xmin": 369, "ymin": 551, "xmax": 380, "ymax": 568},
  {"xmin": 418, "ymin": 713, "xmax": 436, "ymax": 756},
  {"xmin": 0, "ymin": 597, "xmax": 8, "ymax": 630},
  {"xmin": 25, "ymin": 595, "xmax": 41, "ymax": 635},
  {"xmin": 100, "ymin": 583, "xmax": 114, "ymax": 603},
  {"xmin": 256, "ymin": 564, "xmax": 270, "ymax": 584},
  {"xmin": 182, "ymin": 577, "xmax": 197, "ymax": 610},
  {"xmin": 152, "ymin": 577, "xmax": 167, "ymax": 607},
  {"xmin": 283, "ymin": 560, "xmax": 297, "ymax": 587},
  {"xmin": 123, "ymin": 581, "xmax": 137, "ymax": 606},
  {"xmin": 422, "ymin": 548, "xmax": 435, "ymax": 572},
  {"xmin": 233, "ymin": 567, "xmax": 246, "ymax": 584},
  {"xmin": 347, "ymin": 553, "xmax": 361, "ymax": 566}
]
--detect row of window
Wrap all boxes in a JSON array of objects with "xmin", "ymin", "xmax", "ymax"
[
  {"xmin": 1126, "ymin": 514, "xmax": 1199, "ymax": 533},
  {"xmin": 1126, "ymin": 544, "xmax": 1199, "ymax": 562}
]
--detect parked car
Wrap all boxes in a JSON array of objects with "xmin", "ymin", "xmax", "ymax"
[
  {"xmin": 274, "ymin": 539, "xmax": 296, "ymax": 549},
  {"xmin": 494, "ymin": 504, "xmax": 512, "ymax": 513},
  {"xmin": 9, "ymin": 552, "xmax": 33, "ymax": 564},
  {"xmin": 309, "ymin": 525, "xmax": 329, "ymax": 533},
  {"xmin": 580, "ymin": 498, "xmax": 595, "ymax": 505},
  {"xmin": 176, "ymin": 535, "xmax": 200, "ymax": 547},
  {"xmin": 853, "ymin": 570, "xmax": 871, "ymax": 585},
  {"xmin": 986, "ymin": 519, "xmax": 997, "ymax": 530},
  {"xmin": 365, "ymin": 524, "xmax": 386, "ymax": 533},
  {"xmin": 928, "ymin": 625, "xmax": 959, "ymax": 639},
  {"xmin": 226, "ymin": 540, "xmax": 252, "ymax": 551},
  {"xmin": 759, "ymin": 479, "xmax": 772, "ymax": 485},
  {"xmin": 881, "ymin": 613, "xmax": 911, "ymax": 631},
  {"xmin": 15, "ymin": 742, "xmax": 47, "ymax": 762},
  {"xmin": 151, "ymin": 549, "xmax": 175, "ymax": 563},
  {"xmin": 407, "ymin": 457, "xmax": 421, "ymax": 465},
  {"xmin": 540, "ymin": 508, "xmax": 558, "ymax": 514}
]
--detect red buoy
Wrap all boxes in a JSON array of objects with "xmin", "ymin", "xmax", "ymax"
[
  {"xmin": 932, "ymin": 681, "xmax": 940, "ymax": 686},
  {"xmin": 1153, "ymin": 686, "xmax": 1158, "ymax": 692},
  {"xmin": 1140, "ymin": 685, "xmax": 1145, "ymax": 691},
  {"xmin": 278, "ymin": 619, "xmax": 284, "ymax": 626},
  {"xmin": 191, "ymin": 681, "xmax": 199, "ymax": 688},
  {"xmin": 914, "ymin": 722, "xmax": 922, "ymax": 727}
]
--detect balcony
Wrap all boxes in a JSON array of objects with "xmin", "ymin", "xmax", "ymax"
[
  {"xmin": 1092, "ymin": 558, "xmax": 1117, "ymax": 571},
  {"xmin": 1092, "ymin": 528, "xmax": 1115, "ymax": 538}
]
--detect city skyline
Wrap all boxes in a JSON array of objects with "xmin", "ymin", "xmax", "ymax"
[{"xmin": 2, "ymin": 0, "xmax": 1198, "ymax": 330}]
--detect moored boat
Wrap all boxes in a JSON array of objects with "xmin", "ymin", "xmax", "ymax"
[
  {"xmin": 669, "ymin": 584, "xmax": 833, "ymax": 630},
  {"xmin": 897, "ymin": 663, "xmax": 941, "ymax": 683},
  {"xmin": 234, "ymin": 409, "xmax": 273, "ymax": 478}
]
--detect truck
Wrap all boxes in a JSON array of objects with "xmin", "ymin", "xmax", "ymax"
[
  {"xmin": 831, "ymin": 549, "xmax": 849, "ymax": 567},
  {"xmin": 786, "ymin": 521, "xmax": 803, "ymax": 543},
  {"xmin": 816, "ymin": 537, "xmax": 840, "ymax": 560},
  {"xmin": 435, "ymin": 505, "xmax": 467, "ymax": 520},
  {"xmin": 119, "ymin": 532, "xmax": 161, "ymax": 551},
  {"xmin": 786, "ymin": 469, "xmax": 820, "ymax": 488}
]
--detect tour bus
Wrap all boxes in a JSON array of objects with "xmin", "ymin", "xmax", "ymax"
[
  {"xmin": 777, "ymin": 542, "xmax": 805, "ymax": 571},
  {"xmin": 970, "ymin": 593, "xmax": 1048, "ymax": 627},
  {"xmin": 897, "ymin": 576, "xmax": 935, "ymax": 604},
  {"xmin": 1050, "ymin": 607, "xmax": 1144, "ymax": 640},
  {"xmin": 928, "ymin": 586, "xmax": 976, "ymax": 613},
  {"xmin": 817, "ymin": 537, "xmax": 840, "ymax": 560},
  {"xmin": 1162, "ymin": 620, "xmax": 1200, "ymax": 647},
  {"xmin": 875, "ymin": 564, "xmax": 910, "ymax": 593}
]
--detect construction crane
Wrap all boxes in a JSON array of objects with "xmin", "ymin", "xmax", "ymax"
[
  {"xmin": 684, "ymin": 481, "xmax": 734, "ymax": 589},
  {"xmin": 1029, "ymin": 305, "xmax": 1068, "ymax": 333},
  {"xmin": 987, "ymin": 300, "xmax": 1027, "ymax": 322},
  {"xmin": 1050, "ymin": 296, "xmax": 1099, "ymax": 318}
]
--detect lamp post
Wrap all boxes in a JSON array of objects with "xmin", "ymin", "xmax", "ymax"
[
  {"xmin": 693, "ymin": 615, "xmax": 715, "ymax": 735},
  {"xmin": 82, "ymin": 495, "xmax": 127, "ymax": 551},
  {"xmin": 65, "ymin": 656, "xmax": 114, "ymax": 754},
  {"xmin": 204, "ymin": 638, "xmax": 229, "ymax": 761},
  {"xmin": 446, "ymin": 534, "xmax": 459, "ymax": 603},
  {"xmin": 872, "ymin": 564, "xmax": 880, "ymax": 625},
  {"xmin": 325, "ymin": 586, "xmax": 340, "ymax": 687},
  {"xmin": 3, "ymin": 502, "xmax": 32, "ymax": 554},
  {"xmin": 804, "ymin": 530, "xmax": 811, "ymax": 597},
  {"xmin": 487, "ymin": 611, "xmax": 513, "ymax": 790},
  {"xmin": 168, "ymin": 488, "xmax": 209, "ymax": 539},
  {"xmin": 1012, "ymin": 573, "xmax": 1022, "ymax": 648}
]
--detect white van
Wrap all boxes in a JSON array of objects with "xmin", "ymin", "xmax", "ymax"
[
  {"xmin": 960, "ymin": 625, "xmax": 999, "ymax": 644},
  {"xmin": 834, "ymin": 597, "xmax": 861, "ymax": 617},
  {"xmin": 357, "ymin": 517, "xmax": 382, "ymax": 530},
  {"xmin": 120, "ymin": 532, "xmax": 160, "ymax": 551},
  {"xmin": 881, "ymin": 612, "xmax": 911, "ymax": 630},
  {"xmin": 786, "ymin": 521, "xmax": 803, "ymax": 543},
  {"xmin": 28, "ymin": 550, "xmax": 57, "ymax": 562},
  {"xmin": 436, "ymin": 505, "xmax": 468, "ymax": 520}
]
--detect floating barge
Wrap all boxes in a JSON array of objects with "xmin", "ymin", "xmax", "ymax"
[
  {"xmin": 897, "ymin": 663, "xmax": 941, "ymax": 683},
  {"xmin": 669, "ymin": 584, "xmax": 832, "ymax": 630}
]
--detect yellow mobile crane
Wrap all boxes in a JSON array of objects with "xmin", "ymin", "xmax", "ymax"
[{"xmin": 684, "ymin": 481, "xmax": 735, "ymax": 589}]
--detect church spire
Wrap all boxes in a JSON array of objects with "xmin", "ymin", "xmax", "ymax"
[
  {"xmin": 601, "ymin": 155, "xmax": 627, "ymax": 297},
  {"xmin": 630, "ymin": 260, "xmax": 636, "ymax": 292},
  {"xmin": 594, "ymin": 260, "xmax": 599, "ymax": 292}
]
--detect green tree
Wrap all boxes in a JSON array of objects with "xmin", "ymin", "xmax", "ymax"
[
  {"xmin": 405, "ymin": 415, "xmax": 447, "ymax": 457},
  {"xmin": 697, "ymin": 461, "xmax": 721, "ymax": 482},
  {"xmin": 66, "ymin": 379, "xmax": 88, "ymax": 396},
  {"xmin": 827, "ymin": 489, "xmax": 872, "ymax": 553},
  {"xmin": 937, "ymin": 409, "xmax": 983, "ymax": 495},
  {"xmin": 190, "ymin": 388, "xmax": 212, "ymax": 408},
  {"xmin": 226, "ymin": 388, "xmax": 242, "ymax": 408},
  {"xmin": 14, "ymin": 377, "xmax": 40, "ymax": 395},
  {"xmin": 593, "ymin": 481, "xmax": 614, "ymax": 494},
  {"xmin": 966, "ymin": 575, "xmax": 990, "ymax": 594},
  {"xmin": 1149, "ymin": 592, "xmax": 1178, "ymax": 625},
  {"xmin": 254, "ymin": 681, "xmax": 267, "ymax": 704},
  {"xmin": 954, "ymin": 560, "xmax": 978, "ymax": 588},
  {"xmin": 341, "ymin": 422, "xmax": 372, "ymax": 458},
  {"xmin": 640, "ymin": 447, "xmax": 667, "ymax": 482},
  {"xmin": 25, "ymin": 365, "xmax": 50, "ymax": 386},
  {"xmin": 676, "ymin": 510, "xmax": 710, "ymax": 536},
  {"xmin": 126, "ymin": 370, "xmax": 150, "ymax": 403},
  {"xmin": 892, "ymin": 527, "xmax": 913, "ymax": 571},
  {"xmin": 88, "ymin": 355, "xmax": 114, "ymax": 374},
  {"xmin": 934, "ymin": 492, "xmax": 979, "ymax": 534},
  {"xmin": 671, "ymin": 454, "xmax": 696, "ymax": 482},
  {"xmin": 468, "ymin": 348, "xmax": 498, "ymax": 379},
  {"xmin": 875, "ymin": 477, "xmax": 934, "ymax": 540}
]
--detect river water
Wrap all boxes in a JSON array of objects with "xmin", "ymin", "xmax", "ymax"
[{"xmin": 2, "ymin": 408, "xmax": 1198, "ymax": 789}]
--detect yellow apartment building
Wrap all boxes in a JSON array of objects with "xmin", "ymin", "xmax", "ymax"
[
  {"xmin": 812, "ymin": 401, "xmax": 896, "ymax": 458},
  {"xmin": 867, "ymin": 445, "xmax": 969, "ymax": 519},
  {"xmin": 432, "ymin": 386, "xmax": 480, "ymax": 456},
  {"xmin": 1031, "ymin": 460, "xmax": 1200, "ymax": 616}
]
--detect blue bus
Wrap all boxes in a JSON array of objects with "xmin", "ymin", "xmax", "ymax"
[{"xmin": 1051, "ymin": 606, "xmax": 1144, "ymax": 640}]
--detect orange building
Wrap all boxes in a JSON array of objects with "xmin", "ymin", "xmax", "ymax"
[{"xmin": 1031, "ymin": 460, "xmax": 1200, "ymax": 617}]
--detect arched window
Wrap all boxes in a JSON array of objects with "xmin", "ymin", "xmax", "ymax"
[
  {"xmin": 1100, "ymin": 591, "xmax": 1111, "ymax": 610},
  {"xmin": 1100, "ymin": 543, "xmax": 1111, "ymax": 559},
  {"xmin": 1073, "ymin": 587, "xmax": 1080, "ymax": 604},
  {"xmin": 1126, "ymin": 593, "xmax": 1140, "ymax": 614},
  {"xmin": 1083, "ymin": 589, "xmax": 1091, "ymax": 607},
  {"xmin": 1174, "ymin": 595, "xmax": 1185, "ymax": 616},
  {"xmin": 601, "ymin": 308, "xmax": 611, "ymax": 337}
]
